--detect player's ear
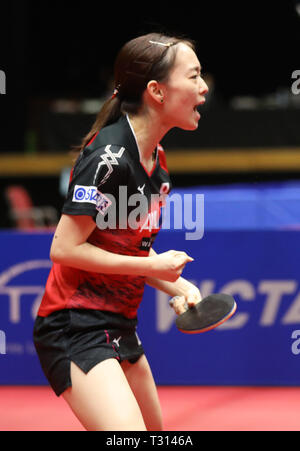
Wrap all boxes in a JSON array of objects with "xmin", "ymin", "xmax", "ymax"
[{"xmin": 146, "ymin": 80, "xmax": 165, "ymax": 105}]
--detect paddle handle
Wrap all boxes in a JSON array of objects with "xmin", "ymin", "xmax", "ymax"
[{"xmin": 169, "ymin": 296, "xmax": 189, "ymax": 312}]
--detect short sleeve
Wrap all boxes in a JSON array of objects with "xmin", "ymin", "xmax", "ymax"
[{"xmin": 62, "ymin": 144, "xmax": 127, "ymax": 218}]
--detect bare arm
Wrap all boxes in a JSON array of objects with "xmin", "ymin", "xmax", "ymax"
[
  {"xmin": 50, "ymin": 214, "xmax": 193, "ymax": 282},
  {"xmin": 50, "ymin": 214, "xmax": 151, "ymax": 276}
]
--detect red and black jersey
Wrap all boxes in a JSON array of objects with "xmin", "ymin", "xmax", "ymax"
[{"xmin": 38, "ymin": 115, "xmax": 172, "ymax": 319}]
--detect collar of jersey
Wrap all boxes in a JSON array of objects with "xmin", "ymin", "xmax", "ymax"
[
  {"xmin": 115, "ymin": 114, "xmax": 141, "ymax": 164},
  {"xmin": 126, "ymin": 114, "xmax": 142, "ymax": 160},
  {"xmin": 85, "ymin": 114, "xmax": 158, "ymax": 168},
  {"xmin": 126, "ymin": 114, "xmax": 158, "ymax": 167}
]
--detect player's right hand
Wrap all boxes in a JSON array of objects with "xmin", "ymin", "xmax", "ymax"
[{"xmin": 148, "ymin": 250, "xmax": 194, "ymax": 282}]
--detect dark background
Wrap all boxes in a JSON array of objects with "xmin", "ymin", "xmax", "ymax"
[
  {"xmin": 1, "ymin": 0, "xmax": 300, "ymax": 152},
  {"xmin": 0, "ymin": 1, "xmax": 300, "ymax": 228}
]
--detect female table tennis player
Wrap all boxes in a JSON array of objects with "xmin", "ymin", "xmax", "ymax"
[{"xmin": 33, "ymin": 32, "xmax": 208, "ymax": 431}]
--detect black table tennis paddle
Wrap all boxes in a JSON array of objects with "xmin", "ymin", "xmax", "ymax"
[{"xmin": 169, "ymin": 293, "xmax": 237, "ymax": 334}]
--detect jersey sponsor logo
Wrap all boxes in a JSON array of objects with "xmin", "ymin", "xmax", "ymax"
[
  {"xmin": 140, "ymin": 210, "xmax": 160, "ymax": 233},
  {"xmin": 73, "ymin": 185, "xmax": 112, "ymax": 214},
  {"xmin": 159, "ymin": 182, "xmax": 170, "ymax": 207},
  {"xmin": 93, "ymin": 145, "xmax": 125, "ymax": 186},
  {"xmin": 72, "ymin": 185, "xmax": 98, "ymax": 204},
  {"xmin": 139, "ymin": 233, "xmax": 157, "ymax": 251},
  {"xmin": 95, "ymin": 190, "xmax": 112, "ymax": 215},
  {"xmin": 160, "ymin": 182, "xmax": 170, "ymax": 194}
]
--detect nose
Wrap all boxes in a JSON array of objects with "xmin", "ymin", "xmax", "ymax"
[{"xmin": 200, "ymin": 77, "xmax": 209, "ymax": 95}]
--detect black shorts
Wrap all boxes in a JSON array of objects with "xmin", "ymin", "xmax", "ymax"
[{"xmin": 33, "ymin": 308, "xmax": 144, "ymax": 397}]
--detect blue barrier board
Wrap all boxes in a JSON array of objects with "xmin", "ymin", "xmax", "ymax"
[{"xmin": 0, "ymin": 229, "xmax": 300, "ymax": 386}]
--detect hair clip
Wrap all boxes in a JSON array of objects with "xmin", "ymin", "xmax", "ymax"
[
  {"xmin": 149, "ymin": 40, "xmax": 173, "ymax": 47},
  {"xmin": 111, "ymin": 84, "xmax": 121, "ymax": 99}
]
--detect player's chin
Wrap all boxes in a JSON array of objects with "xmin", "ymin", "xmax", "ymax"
[
  {"xmin": 190, "ymin": 121, "xmax": 199, "ymax": 131},
  {"xmin": 180, "ymin": 120, "xmax": 200, "ymax": 131},
  {"xmin": 178, "ymin": 113, "xmax": 201, "ymax": 131}
]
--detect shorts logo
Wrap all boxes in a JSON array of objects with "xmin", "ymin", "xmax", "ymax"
[
  {"xmin": 73, "ymin": 185, "xmax": 98, "ymax": 204},
  {"xmin": 112, "ymin": 336, "xmax": 122, "ymax": 347}
]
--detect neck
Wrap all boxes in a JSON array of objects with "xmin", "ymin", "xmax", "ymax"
[{"xmin": 127, "ymin": 110, "xmax": 169, "ymax": 163}]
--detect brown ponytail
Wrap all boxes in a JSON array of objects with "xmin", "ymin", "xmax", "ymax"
[
  {"xmin": 74, "ymin": 32, "xmax": 195, "ymax": 154},
  {"xmin": 74, "ymin": 95, "xmax": 122, "ymax": 153}
]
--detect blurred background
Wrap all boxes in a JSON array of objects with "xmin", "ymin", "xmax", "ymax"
[
  {"xmin": 1, "ymin": 0, "xmax": 300, "ymax": 431},
  {"xmin": 0, "ymin": 0, "xmax": 300, "ymax": 228}
]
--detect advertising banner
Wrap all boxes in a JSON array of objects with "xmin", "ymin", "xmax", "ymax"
[{"xmin": 0, "ymin": 229, "xmax": 300, "ymax": 385}]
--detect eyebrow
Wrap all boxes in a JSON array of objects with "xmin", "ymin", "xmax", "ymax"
[{"xmin": 188, "ymin": 65, "xmax": 202, "ymax": 74}]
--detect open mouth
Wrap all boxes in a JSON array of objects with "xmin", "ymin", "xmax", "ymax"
[
  {"xmin": 193, "ymin": 100, "xmax": 205, "ymax": 112},
  {"xmin": 197, "ymin": 100, "xmax": 206, "ymax": 108}
]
